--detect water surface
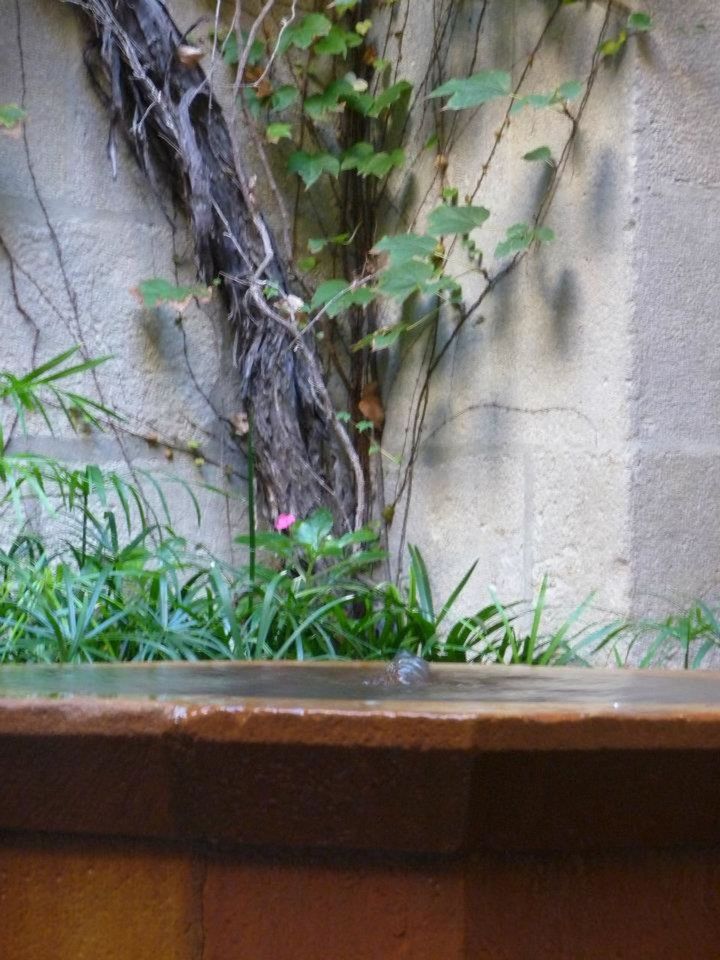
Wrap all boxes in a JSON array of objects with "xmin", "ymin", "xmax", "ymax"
[{"xmin": 0, "ymin": 662, "xmax": 719, "ymax": 711}]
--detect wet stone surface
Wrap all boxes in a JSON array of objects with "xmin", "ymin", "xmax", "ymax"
[{"xmin": 0, "ymin": 661, "xmax": 718, "ymax": 710}]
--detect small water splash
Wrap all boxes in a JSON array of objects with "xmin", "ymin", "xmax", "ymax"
[{"xmin": 365, "ymin": 651, "xmax": 431, "ymax": 688}]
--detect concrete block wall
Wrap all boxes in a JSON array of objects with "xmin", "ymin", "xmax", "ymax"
[
  {"xmin": 0, "ymin": 0, "xmax": 246, "ymax": 559},
  {"xmin": 1, "ymin": 0, "xmax": 719, "ymax": 620},
  {"xmin": 382, "ymin": 0, "xmax": 720, "ymax": 621}
]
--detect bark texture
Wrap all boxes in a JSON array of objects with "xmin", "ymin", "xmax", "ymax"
[{"xmin": 65, "ymin": 0, "xmax": 362, "ymax": 529}]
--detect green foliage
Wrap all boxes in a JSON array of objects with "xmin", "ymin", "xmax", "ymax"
[
  {"xmin": 599, "ymin": 10, "xmax": 653, "ymax": 58},
  {"xmin": 427, "ymin": 203, "xmax": 490, "ymax": 237},
  {"xmin": 608, "ymin": 604, "xmax": 720, "ymax": 670},
  {"xmin": 495, "ymin": 223, "xmax": 555, "ymax": 259},
  {"xmin": 278, "ymin": 13, "xmax": 333, "ymax": 52},
  {"xmin": 0, "ymin": 351, "xmax": 624, "ymax": 665},
  {"xmin": 511, "ymin": 80, "xmax": 583, "ymax": 114},
  {"xmin": 221, "ymin": 30, "xmax": 266, "ymax": 67},
  {"xmin": 135, "ymin": 278, "xmax": 213, "ymax": 310},
  {"xmin": 523, "ymin": 146, "xmax": 553, "ymax": 164},
  {"xmin": 288, "ymin": 150, "xmax": 340, "ymax": 188},
  {"xmin": 428, "ymin": 70, "xmax": 512, "ymax": 110},
  {"xmin": 0, "ymin": 104, "xmax": 26, "ymax": 130},
  {"xmin": 310, "ymin": 279, "xmax": 375, "ymax": 317},
  {"xmin": 340, "ymin": 142, "xmax": 405, "ymax": 178}
]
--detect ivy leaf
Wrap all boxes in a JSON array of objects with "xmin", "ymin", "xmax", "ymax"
[
  {"xmin": 358, "ymin": 148, "xmax": 405, "ymax": 178},
  {"xmin": 340, "ymin": 143, "xmax": 404, "ymax": 177},
  {"xmin": 627, "ymin": 12, "xmax": 653, "ymax": 32},
  {"xmin": 373, "ymin": 233, "xmax": 437, "ymax": 266},
  {"xmin": 511, "ymin": 80, "xmax": 583, "ymax": 114},
  {"xmin": 266, "ymin": 122, "xmax": 292, "ymax": 144},
  {"xmin": 314, "ymin": 24, "xmax": 363, "ymax": 56},
  {"xmin": 427, "ymin": 204, "xmax": 489, "ymax": 236},
  {"xmin": 270, "ymin": 86, "xmax": 299, "ymax": 112},
  {"xmin": 355, "ymin": 19, "xmax": 373, "ymax": 36},
  {"xmin": 279, "ymin": 13, "xmax": 332, "ymax": 52},
  {"xmin": 222, "ymin": 31, "xmax": 266, "ymax": 67},
  {"xmin": 557, "ymin": 80, "xmax": 583, "ymax": 101},
  {"xmin": 133, "ymin": 278, "xmax": 213, "ymax": 310},
  {"xmin": 340, "ymin": 141, "xmax": 374, "ymax": 171},
  {"xmin": 304, "ymin": 79, "xmax": 354, "ymax": 120},
  {"xmin": 599, "ymin": 29, "xmax": 628, "ymax": 58},
  {"xmin": 372, "ymin": 325, "xmax": 405, "ymax": 350},
  {"xmin": 368, "ymin": 80, "xmax": 412, "ymax": 117},
  {"xmin": 238, "ymin": 88, "xmax": 263, "ymax": 119},
  {"xmin": 0, "ymin": 104, "xmax": 26, "ymax": 130},
  {"xmin": 308, "ymin": 231, "xmax": 355, "ymax": 254},
  {"xmin": 297, "ymin": 256, "xmax": 318, "ymax": 272},
  {"xmin": 523, "ymin": 145, "xmax": 553, "ymax": 163},
  {"xmin": 294, "ymin": 508, "xmax": 334, "ymax": 552},
  {"xmin": 310, "ymin": 279, "xmax": 375, "ymax": 318},
  {"xmin": 495, "ymin": 223, "xmax": 555, "ymax": 259},
  {"xmin": 330, "ymin": 0, "xmax": 360, "ymax": 12},
  {"xmin": 424, "ymin": 274, "xmax": 463, "ymax": 301},
  {"xmin": 288, "ymin": 150, "xmax": 340, "ymax": 188},
  {"xmin": 428, "ymin": 70, "xmax": 511, "ymax": 110},
  {"xmin": 377, "ymin": 260, "xmax": 435, "ymax": 302}
]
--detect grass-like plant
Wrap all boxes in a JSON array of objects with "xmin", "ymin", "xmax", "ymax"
[{"xmin": 0, "ymin": 349, "xmax": 712, "ymax": 669}]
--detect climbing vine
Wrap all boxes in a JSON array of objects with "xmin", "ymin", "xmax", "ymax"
[{"xmin": 6, "ymin": 0, "xmax": 653, "ymax": 551}]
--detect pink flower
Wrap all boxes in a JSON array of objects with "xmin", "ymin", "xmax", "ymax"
[{"xmin": 274, "ymin": 513, "xmax": 296, "ymax": 532}]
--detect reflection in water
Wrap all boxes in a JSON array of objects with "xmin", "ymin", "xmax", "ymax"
[{"xmin": 0, "ymin": 661, "xmax": 718, "ymax": 708}]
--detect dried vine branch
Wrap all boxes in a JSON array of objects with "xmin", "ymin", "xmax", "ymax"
[{"xmin": 63, "ymin": 0, "xmax": 363, "ymax": 530}]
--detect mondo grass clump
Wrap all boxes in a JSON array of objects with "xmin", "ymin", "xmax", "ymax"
[{"xmin": 0, "ymin": 349, "xmax": 710, "ymax": 669}]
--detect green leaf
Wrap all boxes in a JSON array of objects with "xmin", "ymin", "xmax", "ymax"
[
  {"xmin": 314, "ymin": 24, "xmax": 363, "ymax": 56},
  {"xmin": 523, "ymin": 145, "xmax": 553, "ymax": 163},
  {"xmin": 511, "ymin": 80, "xmax": 583, "ymax": 114},
  {"xmin": 294, "ymin": 508, "xmax": 334, "ymax": 552},
  {"xmin": 134, "ymin": 278, "xmax": 213, "ymax": 310},
  {"xmin": 427, "ymin": 204, "xmax": 489, "ymax": 236},
  {"xmin": 0, "ymin": 104, "xmax": 26, "ymax": 130},
  {"xmin": 304, "ymin": 79, "xmax": 354, "ymax": 120},
  {"xmin": 308, "ymin": 231, "xmax": 353, "ymax": 254},
  {"xmin": 535, "ymin": 226, "xmax": 555, "ymax": 244},
  {"xmin": 378, "ymin": 260, "xmax": 435, "ymax": 302},
  {"xmin": 599, "ymin": 30, "xmax": 628, "ymax": 58},
  {"xmin": 279, "ymin": 13, "xmax": 332, "ymax": 53},
  {"xmin": 368, "ymin": 80, "xmax": 412, "ymax": 117},
  {"xmin": 495, "ymin": 223, "xmax": 554, "ymax": 259},
  {"xmin": 339, "ymin": 141, "xmax": 374, "ymax": 171},
  {"xmin": 222, "ymin": 31, "xmax": 266, "ymax": 67},
  {"xmin": 237, "ymin": 88, "xmax": 263, "ymax": 119},
  {"xmin": 340, "ymin": 143, "xmax": 404, "ymax": 178},
  {"xmin": 355, "ymin": 420, "xmax": 373, "ymax": 433},
  {"xmin": 428, "ymin": 70, "xmax": 511, "ymax": 110},
  {"xmin": 371, "ymin": 325, "xmax": 405, "ymax": 350},
  {"xmin": 297, "ymin": 256, "xmax": 318, "ymax": 272},
  {"xmin": 266, "ymin": 122, "xmax": 292, "ymax": 144},
  {"xmin": 373, "ymin": 233, "xmax": 437, "ymax": 266},
  {"xmin": 557, "ymin": 80, "xmax": 583, "ymax": 101},
  {"xmin": 270, "ymin": 86, "xmax": 299, "ymax": 112},
  {"xmin": 310, "ymin": 279, "xmax": 375, "ymax": 317},
  {"xmin": 628, "ymin": 11, "xmax": 653, "ymax": 32},
  {"xmin": 331, "ymin": 0, "xmax": 360, "ymax": 12},
  {"xmin": 288, "ymin": 150, "xmax": 340, "ymax": 188}
]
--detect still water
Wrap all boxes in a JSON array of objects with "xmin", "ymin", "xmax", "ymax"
[{"xmin": 0, "ymin": 661, "xmax": 719, "ymax": 709}]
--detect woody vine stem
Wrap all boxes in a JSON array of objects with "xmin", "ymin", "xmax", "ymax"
[{"xmin": 42, "ymin": 0, "xmax": 650, "ymax": 550}]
